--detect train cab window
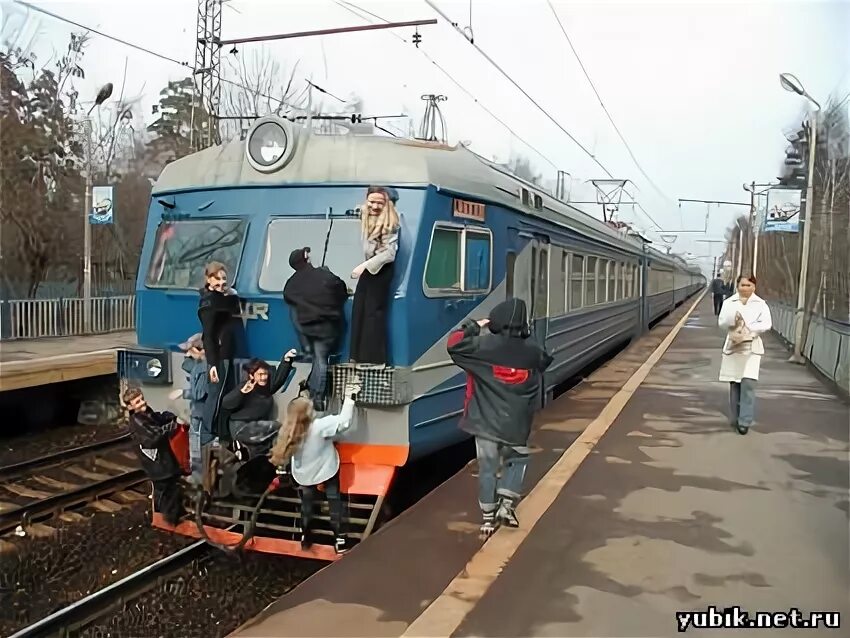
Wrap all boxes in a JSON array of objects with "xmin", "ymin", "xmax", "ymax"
[
  {"xmin": 259, "ymin": 218, "xmax": 362, "ymax": 292},
  {"xmin": 145, "ymin": 219, "xmax": 247, "ymax": 289},
  {"xmin": 585, "ymin": 256, "xmax": 598, "ymax": 306},
  {"xmin": 424, "ymin": 224, "xmax": 492, "ymax": 296},
  {"xmin": 570, "ymin": 254, "xmax": 584, "ymax": 311}
]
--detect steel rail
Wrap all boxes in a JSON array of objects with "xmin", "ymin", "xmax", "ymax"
[{"xmin": 0, "ymin": 433, "xmax": 132, "ymax": 482}]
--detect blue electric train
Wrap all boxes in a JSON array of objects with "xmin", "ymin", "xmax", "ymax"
[{"xmin": 120, "ymin": 116, "xmax": 705, "ymax": 558}]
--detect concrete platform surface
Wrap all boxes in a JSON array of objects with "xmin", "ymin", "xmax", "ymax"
[
  {"xmin": 447, "ymin": 300, "xmax": 849, "ymax": 637},
  {"xmin": 0, "ymin": 331, "xmax": 136, "ymax": 391}
]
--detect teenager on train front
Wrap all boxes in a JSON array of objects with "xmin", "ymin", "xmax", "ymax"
[{"xmin": 349, "ymin": 186, "xmax": 401, "ymax": 367}]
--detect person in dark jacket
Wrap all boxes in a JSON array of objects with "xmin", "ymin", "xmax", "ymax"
[
  {"xmin": 711, "ymin": 273, "xmax": 726, "ymax": 316},
  {"xmin": 178, "ymin": 333, "xmax": 207, "ymax": 484},
  {"xmin": 283, "ymin": 247, "xmax": 348, "ymax": 410},
  {"xmin": 124, "ymin": 387, "xmax": 185, "ymax": 526},
  {"xmin": 221, "ymin": 349, "xmax": 297, "ymax": 458},
  {"xmin": 447, "ymin": 298, "xmax": 553, "ymax": 538},
  {"xmin": 198, "ymin": 261, "xmax": 241, "ymax": 444}
]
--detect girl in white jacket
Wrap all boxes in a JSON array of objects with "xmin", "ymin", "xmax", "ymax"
[
  {"xmin": 270, "ymin": 380, "xmax": 360, "ymax": 553},
  {"xmin": 717, "ymin": 275, "xmax": 772, "ymax": 434}
]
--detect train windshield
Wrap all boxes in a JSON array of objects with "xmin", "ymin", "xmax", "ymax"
[
  {"xmin": 145, "ymin": 219, "xmax": 247, "ymax": 289},
  {"xmin": 259, "ymin": 217, "xmax": 362, "ymax": 292}
]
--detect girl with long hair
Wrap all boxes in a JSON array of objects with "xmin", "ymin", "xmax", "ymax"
[
  {"xmin": 270, "ymin": 380, "xmax": 361, "ymax": 554},
  {"xmin": 349, "ymin": 186, "xmax": 401, "ymax": 365},
  {"xmin": 718, "ymin": 275, "xmax": 772, "ymax": 435}
]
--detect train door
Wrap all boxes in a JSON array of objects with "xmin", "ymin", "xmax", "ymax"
[{"xmin": 506, "ymin": 228, "xmax": 549, "ymax": 349}]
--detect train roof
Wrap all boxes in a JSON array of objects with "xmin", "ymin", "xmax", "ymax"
[{"xmin": 152, "ymin": 126, "xmax": 697, "ymax": 269}]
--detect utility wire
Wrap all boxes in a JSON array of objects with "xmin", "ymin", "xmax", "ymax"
[
  {"xmin": 423, "ymin": 0, "xmax": 612, "ymax": 179},
  {"xmin": 15, "ymin": 0, "xmax": 302, "ymax": 111},
  {"xmin": 546, "ymin": 0, "xmax": 673, "ymax": 206},
  {"xmin": 333, "ymin": 0, "xmax": 558, "ymax": 171}
]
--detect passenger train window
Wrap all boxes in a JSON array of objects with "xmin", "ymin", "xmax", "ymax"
[
  {"xmin": 146, "ymin": 219, "xmax": 247, "ymax": 289},
  {"xmin": 464, "ymin": 231, "xmax": 491, "ymax": 291},
  {"xmin": 533, "ymin": 245, "xmax": 548, "ymax": 319},
  {"xmin": 259, "ymin": 218, "xmax": 362, "ymax": 293},
  {"xmin": 570, "ymin": 254, "xmax": 584, "ymax": 311},
  {"xmin": 425, "ymin": 227, "xmax": 462, "ymax": 291},
  {"xmin": 506, "ymin": 252, "xmax": 516, "ymax": 298},
  {"xmin": 607, "ymin": 261, "xmax": 616, "ymax": 302},
  {"xmin": 585, "ymin": 256, "xmax": 598, "ymax": 306},
  {"xmin": 424, "ymin": 224, "xmax": 493, "ymax": 296}
]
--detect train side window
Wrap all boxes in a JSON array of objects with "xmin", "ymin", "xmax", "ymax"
[
  {"xmin": 607, "ymin": 260, "xmax": 616, "ymax": 303},
  {"xmin": 464, "ymin": 230, "xmax": 491, "ymax": 291},
  {"xmin": 506, "ymin": 252, "xmax": 516, "ymax": 298},
  {"xmin": 558, "ymin": 252, "xmax": 569, "ymax": 314},
  {"xmin": 424, "ymin": 227, "xmax": 462, "ymax": 292},
  {"xmin": 570, "ymin": 254, "xmax": 584, "ymax": 310},
  {"xmin": 424, "ymin": 224, "xmax": 493, "ymax": 296},
  {"xmin": 585, "ymin": 256, "xmax": 598, "ymax": 306},
  {"xmin": 533, "ymin": 244, "xmax": 548, "ymax": 319}
]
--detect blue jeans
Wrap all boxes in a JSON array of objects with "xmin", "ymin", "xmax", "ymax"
[
  {"xmin": 189, "ymin": 415, "xmax": 203, "ymax": 483},
  {"xmin": 730, "ymin": 379, "xmax": 757, "ymax": 428},
  {"xmin": 295, "ymin": 330, "xmax": 335, "ymax": 404},
  {"xmin": 475, "ymin": 437, "xmax": 530, "ymax": 514},
  {"xmin": 201, "ymin": 359, "xmax": 232, "ymax": 445}
]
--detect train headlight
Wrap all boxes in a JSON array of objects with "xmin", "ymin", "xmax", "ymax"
[
  {"xmin": 146, "ymin": 358, "xmax": 162, "ymax": 378},
  {"xmin": 245, "ymin": 116, "xmax": 296, "ymax": 173}
]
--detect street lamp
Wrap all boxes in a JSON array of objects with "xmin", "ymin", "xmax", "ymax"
[
  {"xmin": 82, "ymin": 83, "xmax": 114, "ymax": 332},
  {"xmin": 779, "ymin": 73, "xmax": 820, "ymax": 364}
]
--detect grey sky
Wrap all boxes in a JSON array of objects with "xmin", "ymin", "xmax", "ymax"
[{"xmin": 11, "ymin": 0, "xmax": 850, "ymax": 271}]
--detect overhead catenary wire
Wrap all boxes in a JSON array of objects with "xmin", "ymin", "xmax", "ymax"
[
  {"xmin": 546, "ymin": 1, "xmax": 674, "ymax": 207},
  {"xmin": 14, "ymin": 0, "xmax": 304, "ymax": 112},
  {"xmin": 335, "ymin": 0, "xmax": 664, "ymax": 234},
  {"xmin": 333, "ymin": 0, "xmax": 558, "ymax": 170},
  {"xmin": 422, "ymin": 0, "xmax": 613, "ymax": 179}
]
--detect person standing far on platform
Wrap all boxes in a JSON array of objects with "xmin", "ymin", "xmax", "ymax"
[
  {"xmin": 447, "ymin": 299, "xmax": 553, "ymax": 538},
  {"xmin": 349, "ymin": 186, "xmax": 401, "ymax": 366},
  {"xmin": 711, "ymin": 273, "xmax": 726, "ymax": 316},
  {"xmin": 269, "ymin": 378, "xmax": 362, "ymax": 555},
  {"xmin": 718, "ymin": 275, "xmax": 772, "ymax": 435},
  {"xmin": 283, "ymin": 246, "xmax": 349, "ymax": 411},
  {"xmin": 198, "ymin": 261, "xmax": 241, "ymax": 447}
]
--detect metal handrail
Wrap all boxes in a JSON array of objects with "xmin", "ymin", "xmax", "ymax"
[{"xmin": 0, "ymin": 295, "xmax": 136, "ymax": 340}]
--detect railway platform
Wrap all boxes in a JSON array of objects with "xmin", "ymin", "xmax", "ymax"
[
  {"xmin": 0, "ymin": 331, "xmax": 136, "ymax": 392},
  {"xmin": 231, "ymin": 294, "xmax": 849, "ymax": 638}
]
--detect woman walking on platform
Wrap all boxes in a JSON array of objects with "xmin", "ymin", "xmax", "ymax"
[{"xmin": 718, "ymin": 275, "xmax": 772, "ymax": 435}]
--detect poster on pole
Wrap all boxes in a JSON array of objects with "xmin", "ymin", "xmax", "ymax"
[
  {"xmin": 763, "ymin": 188, "xmax": 801, "ymax": 233},
  {"xmin": 89, "ymin": 185, "xmax": 114, "ymax": 224}
]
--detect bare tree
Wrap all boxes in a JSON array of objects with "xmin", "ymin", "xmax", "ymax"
[{"xmin": 218, "ymin": 48, "xmax": 308, "ymax": 141}]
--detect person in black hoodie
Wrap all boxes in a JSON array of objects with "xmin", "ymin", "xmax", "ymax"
[
  {"xmin": 283, "ymin": 247, "xmax": 348, "ymax": 410},
  {"xmin": 198, "ymin": 261, "xmax": 241, "ymax": 445},
  {"xmin": 124, "ymin": 387, "xmax": 185, "ymax": 526},
  {"xmin": 447, "ymin": 298, "xmax": 553, "ymax": 538},
  {"xmin": 221, "ymin": 349, "xmax": 297, "ymax": 458}
]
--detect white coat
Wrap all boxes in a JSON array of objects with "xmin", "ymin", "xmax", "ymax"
[{"xmin": 717, "ymin": 293, "xmax": 772, "ymax": 382}]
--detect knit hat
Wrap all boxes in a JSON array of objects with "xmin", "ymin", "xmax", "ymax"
[{"xmin": 289, "ymin": 247, "xmax": 311, "ymax": 270}]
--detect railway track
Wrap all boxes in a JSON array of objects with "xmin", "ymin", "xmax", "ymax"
[
  {"xmin": 0, "ymin": 435, "xmax": 148, "ymax": 536},
  {"xmin": 7, "ymin": 538, "xmax": 212, "ymax": 638}
]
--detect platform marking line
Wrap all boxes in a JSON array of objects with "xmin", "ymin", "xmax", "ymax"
[{"xmin": 401, "ymin": 290, "xmax": 707, "ymax": 638}]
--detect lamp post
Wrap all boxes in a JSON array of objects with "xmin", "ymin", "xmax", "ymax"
[
  {"xmin": 779, "ymin": 73, "xmax": 820, "ymax": 364},
  {"xmin": 82, "ymin": 83, "xmax": 113, "ymax": 332}
]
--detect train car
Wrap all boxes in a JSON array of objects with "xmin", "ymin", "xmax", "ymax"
[{"xmin": 120, "ymin": 117, "xmax": 704, "ymax": 559}]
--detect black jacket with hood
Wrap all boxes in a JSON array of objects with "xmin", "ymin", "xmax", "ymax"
[
  {"xmin": 128, "ymin": 408, "xmax": 183, "ymax": 481},
  {"xmin": 447, "ymin": 299, "xmax": 553, "ymax": 447},
  {"xmin": 221, "ymin": 356, "xmax": 294, "ymax": 422},
  {"xmin": 283, "ymin": 248, "xmax": 349, "ymax": 340}
]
